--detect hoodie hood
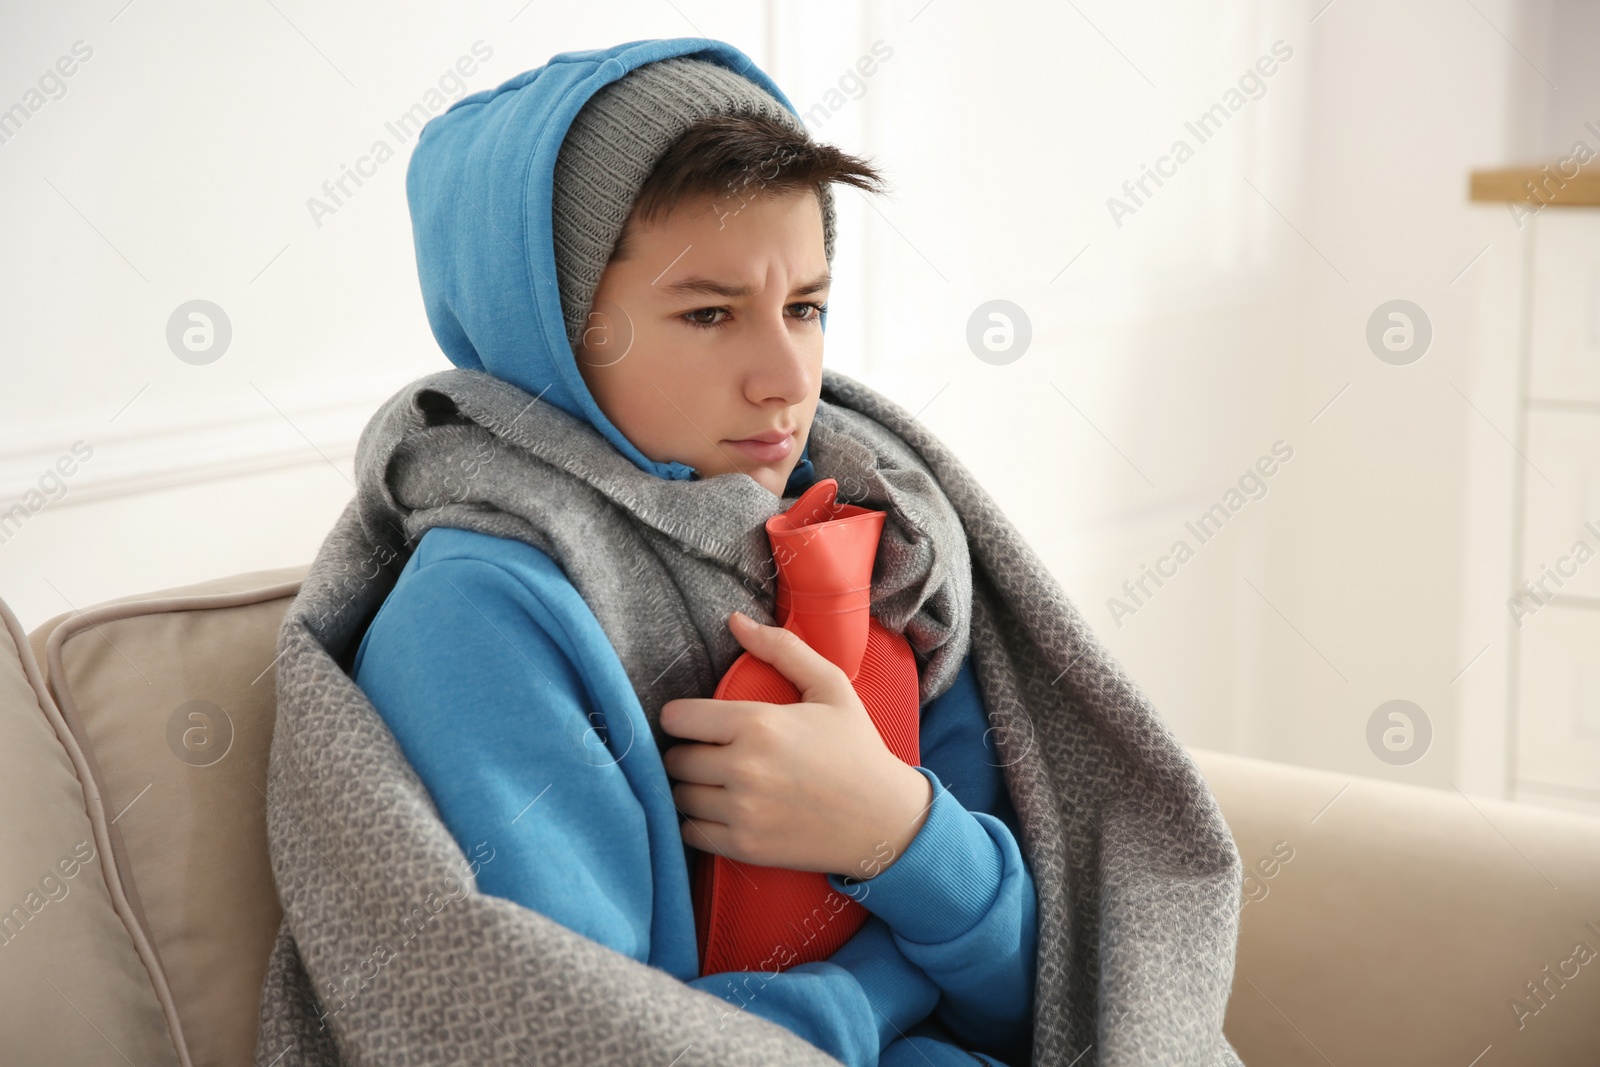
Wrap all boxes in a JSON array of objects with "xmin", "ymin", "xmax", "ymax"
[{"xmin": 404, "ymin": 37, "xmax": 819, "ymax": 491}]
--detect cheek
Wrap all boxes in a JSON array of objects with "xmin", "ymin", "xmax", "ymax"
[
  {"xmin": 598, "ymin": 353, "xmax": 665, "ymax": 428},
  {"xmin": 804, "ymin": 331, "xmax": 826, "ymax": 369},
  {"xmin": 597, "ymin": 330, "xmax": 714, "ymax": 446}
]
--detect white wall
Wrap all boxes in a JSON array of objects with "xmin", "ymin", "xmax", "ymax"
[
  {"xmin": 2, "ymin": 0, "xmax": 1592, "ymax": 810},
  {"xmin": 0, "ymin": 0, "xmax": 771, "ymax": 622}
]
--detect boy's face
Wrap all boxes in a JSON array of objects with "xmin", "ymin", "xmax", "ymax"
[{"xmin": 575, "ymin": 187, "xmax": 829, "ymax": 498}]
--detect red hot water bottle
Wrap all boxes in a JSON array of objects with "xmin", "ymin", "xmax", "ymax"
[{"xmin": 689, "ymin": 477, "xmax": 922, "ymax": 977}]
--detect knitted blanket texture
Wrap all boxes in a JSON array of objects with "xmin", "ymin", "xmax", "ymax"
[{"xmin": 253, "ymin": 365, "xmax": 1246, "ymax": 1066}]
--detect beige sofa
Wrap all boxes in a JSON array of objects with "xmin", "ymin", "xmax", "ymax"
[{"xmin": 2, "ymin": 565, "xmax": 1597, "ymax": 1065}]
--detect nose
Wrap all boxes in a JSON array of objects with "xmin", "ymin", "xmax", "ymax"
[{"xmin": 742, "ymin": 305, "xmax": 816, "ymax": 409}]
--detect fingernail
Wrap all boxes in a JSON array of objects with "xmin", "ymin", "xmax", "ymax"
[{"xmin": 730, "ymin": 611, "xmax": 755, "ymax": 629}]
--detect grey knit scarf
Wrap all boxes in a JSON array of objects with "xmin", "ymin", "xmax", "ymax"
[{"xmin": 253, "ymin": 365, "xmax": 1246, "ymax": 1066}]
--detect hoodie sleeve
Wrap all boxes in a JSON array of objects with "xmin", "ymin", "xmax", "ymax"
[
  {"xmin": 826, "ymin": 654, "xmax": 1039, "ymax": 1066},
  {"xmin": 349, "ymin": 536, "xmax": 939, "ymax": 1065},
  {"xmin": 697, "ymin": 913, "xmax": 940, "ymax": 1063}
]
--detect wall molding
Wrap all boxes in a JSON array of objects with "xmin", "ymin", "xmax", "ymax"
[{"xmin": 0, "ymin": 381, "xmax": 390, "ymax": 512}]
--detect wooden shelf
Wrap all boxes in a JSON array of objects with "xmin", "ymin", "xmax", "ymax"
[{"xmin": 1470, "ymin": 165, "xmax": 1600, "ymax": 206}]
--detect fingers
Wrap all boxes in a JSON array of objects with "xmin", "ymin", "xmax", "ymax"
[
  {"xmin": 679, "ymin": 814, "xmax": 734, "ymax": 858},
  {"xmin": 661, "ymin": 739, "xmax": 735, "ymax": 786},
  {"xmin": 671, "ymin": 780, "xmax": 735, "ymax": 826},
  {"xmin": 659, "ymin": 697, "xmax": 741, "ymax": 744},
  {"xmin": 727, "ymin": 611, "xmax": 850, "ymax": 704},
  {"xmin": 678, "ymin": 807, "xmax": 776, "ymax": 868}
]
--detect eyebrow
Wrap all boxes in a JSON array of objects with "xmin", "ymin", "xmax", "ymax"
[{"xmin": 656, "ymin": 270, "xmax": 832, "ymax": 300}]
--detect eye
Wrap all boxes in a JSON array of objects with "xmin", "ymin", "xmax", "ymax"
[
  {"xmin": 682, "ymin": 307, "xmax": 730, "ymax": 329},
  {"xmin": 788, "ymin": 301, "xmax": 828, "ymax": 322},
  {"xmin": 679, "ymin": 302, "xmax": 829, "ymax": 330}
]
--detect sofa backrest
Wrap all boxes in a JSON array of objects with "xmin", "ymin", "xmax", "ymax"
[{"xmin": 23, "ymin": 565, "xmax": 308, "ymax": 1067}]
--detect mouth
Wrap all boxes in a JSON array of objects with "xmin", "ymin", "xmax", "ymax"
[{"xmin": 723, "ymin": 429, "xmax": 796, "ymax": 464}]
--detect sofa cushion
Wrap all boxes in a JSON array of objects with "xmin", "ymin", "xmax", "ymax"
[
  {"xmin": 0, "ymin": 593, "xmax": 183, "ymax": 1066},
  {"xmin": 1192, "ymin": 747, "xmax": 1600, "ymax": 1064},
  {"xmin": 29, "ymin": 565, "xmax": 308, "ymax": 1067}
]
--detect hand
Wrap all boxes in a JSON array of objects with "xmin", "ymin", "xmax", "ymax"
[{"xmin": 660, "ymin": 611, "xmax": 933, "ymax": 878}]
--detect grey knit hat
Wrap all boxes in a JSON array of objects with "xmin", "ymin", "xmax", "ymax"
[{"xmin": 551, "ymin": 56, "xmax": 838, "ymax": 355}]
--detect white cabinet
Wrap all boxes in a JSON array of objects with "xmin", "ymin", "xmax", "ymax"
[
  {"xmin": 1521, "ymin": 412, "xmax": 1600, "ymax": 603},
  {"xmin": 1528, "ymin": 212, "xmax": 1600, "ymax": 404},
  {"xmin": 1516, "ymin": 604, "xmax": 1600, "ymax": 795},
  {"xmin": 1501, "ymin": 204, "xmax": 1600, "ymax": 810}
]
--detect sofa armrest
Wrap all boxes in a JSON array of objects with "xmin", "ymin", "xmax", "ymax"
[{"xmin": 1190, "ymin": 747, "xmax": 1600, "ymax": 1066}]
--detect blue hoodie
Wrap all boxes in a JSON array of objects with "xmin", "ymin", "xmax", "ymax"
[{"xmin": 352, "ymin": 36, "xmax": 1037, "ymax": 1067}]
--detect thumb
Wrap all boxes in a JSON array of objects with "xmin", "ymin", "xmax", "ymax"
[{"xmin": 728, "ymin": 611, "xmax": 851, "ymax": 704}]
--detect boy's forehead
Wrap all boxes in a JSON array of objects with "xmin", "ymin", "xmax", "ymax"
[
  {"xmin": 655, "ymin": 266, "xmax": 832, "ymax": 300},
  {"xmin": 630, "ymin": 188, "xmax": 821, "ymax": 244},
  {"xmin": 617, "ymin": 190, "xmax": 827, "ymax": 287}
]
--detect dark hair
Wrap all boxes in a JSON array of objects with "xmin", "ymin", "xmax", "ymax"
[{"xmin": 610, "ymin": 112, "xmax": 887, "ymax": 261}]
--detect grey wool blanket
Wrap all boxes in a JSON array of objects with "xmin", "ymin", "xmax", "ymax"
[{"xmin": 254, "ymin": 364, "xmax": 1246, "ymax": 1066}]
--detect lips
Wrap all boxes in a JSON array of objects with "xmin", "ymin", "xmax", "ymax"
[
  {"xmin": 724, "ymin": 428, "xmax": 796, "ymax": 464},
  {"xmin": 732, "ymin": 428, "xmax": 796, "ymax": 445}
]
